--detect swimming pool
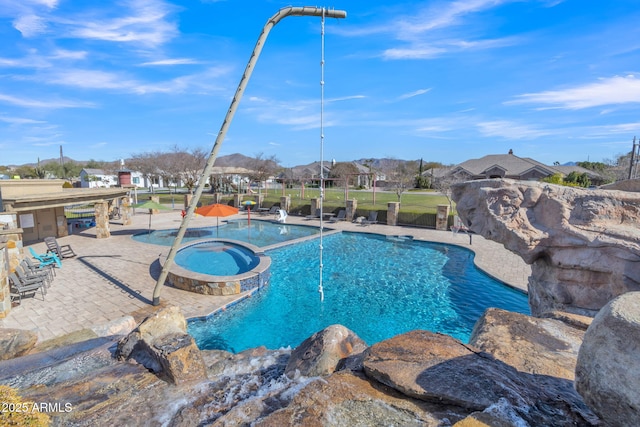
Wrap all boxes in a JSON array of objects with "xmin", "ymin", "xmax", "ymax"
[
  {"xmin": 132, "ymin": 219, "xmax": 319, "ymax": 247},
  {"xmin": 175, "ymin": 241, "xmax": 260, "ymax": 276},
  {"xmin": 188, "ymin": 232, "xmax": 530, "ymax": 352}
]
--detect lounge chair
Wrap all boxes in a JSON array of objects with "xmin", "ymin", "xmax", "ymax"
[
  {"xmin": 263, "ymin": 206, "xmax": 279, "ymax": 216},
  {"xmin": 9, "ymin": 272, "xmax": 46, "ymax": 303},
  {"xmin": 29, "ymin": 247, "xmax": 62, "ymax": 269},
  {"xmin": 329, "ymin": 210, "xmax": 346, "ymax": 223},
  {"xmin": 44, "ymin": 237, "xmax": 77, "ymax": 259},
  {"xmin": 276, "ymin": 210, "xmax": 288, "ymax": 223},
  {"xmin": 305, "ymin": 209, "xmax": 321, "ymax": 220},
  {"xmin": 360, "ymin": 211, "xmax": 378, "ymax": 226}
]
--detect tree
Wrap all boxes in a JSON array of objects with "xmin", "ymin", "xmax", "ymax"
[
  {"xmin": 171, "ymin": 146, "xmax": 207, "ymax": 194},
  {"xmin": 129, "ymin": 151, "xmax": 161, "ymax": 191},
  {"xmin": 564, "ymin": 171, "xmax": 591, "ymax": 187},
  {"xmin": 431, "ymin": 167, "xmax": 469, "ymax": 212},
  {"xmin": 329, "ymin": 162, "xmax": 359, "ymax": 188},
  {"xmin": 247, "ymin": 153, "xmax": 280, "ymax": 195},
  {"xmin": 383, "ymin": 159, "xmax": 419, "ymax": 203}
]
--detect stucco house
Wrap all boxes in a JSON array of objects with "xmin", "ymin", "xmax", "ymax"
[{"xmin": 427, "ymin": 152, "xmax": 603, "ymax": 185}]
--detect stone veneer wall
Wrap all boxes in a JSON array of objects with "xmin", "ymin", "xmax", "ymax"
[
  {"xmin": 167, "ymin": 265, "xmax": 270, "ymax": 296},
  {"xmin": 0, "ymin": 213, "xmax": 23, "ymax": 318}
]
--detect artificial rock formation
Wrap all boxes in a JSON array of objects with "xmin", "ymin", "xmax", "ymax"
[
  {"xmin": 470, "ymin": 308, "xmax": 585, "ymax": 380},
  {"xmin": 0, "ymin": 329, "xmax": 37, "ymax": 360},
  {"xmin": 284, "ymin": 324, "xmax": 367, "ymax": 378},
  {"xmin": 116, "ymin": 306, "xmax": 207, "ymax": 385},
  {"xmin": 0, "ymin": 320, "xmax": 601, "ymax": 426},
  {"xmin": 575, "ymin": 292, "xmax": 640, "ymax": 426},
  {"xmin": 452, "ymin": 179, "xmax": 640, "ymax": 316}
]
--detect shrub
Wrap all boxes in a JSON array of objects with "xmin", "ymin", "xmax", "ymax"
[{"xmin": 0, "ymin": 386, "xmax": 50, "ymax": 426}]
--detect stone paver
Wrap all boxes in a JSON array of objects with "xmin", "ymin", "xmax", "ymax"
[{"xmin": 2, "ymin": 208, "xmax": 531, "ymax": 342}]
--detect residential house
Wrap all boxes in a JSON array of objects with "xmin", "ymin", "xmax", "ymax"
[
  {"xmin": 79, "ymin": 168, "xmax": 118, "ymax": 188},
  {"xmin": 427, "ymin": 152, "xmax": 603, "ymax": 186}
]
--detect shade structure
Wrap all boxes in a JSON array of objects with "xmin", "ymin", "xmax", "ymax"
[
  {"xmin": 195, "ymin": 203, "xmax": 239, "ymax": 236},
  {"xmin": 132, "ymin": 200, "xmax": 171, "ymax": 233}
]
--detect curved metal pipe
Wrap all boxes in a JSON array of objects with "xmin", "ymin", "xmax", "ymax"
[{"xmin": 152, "ymin": 6, "xmax": 347, "ymax": 305}]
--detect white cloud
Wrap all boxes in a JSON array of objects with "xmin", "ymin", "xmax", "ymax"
[
  {"xmin": 0, "ymin": 93, "xmax": 93, "ymax": 109},
  {"xmin": 0, "ymin": 116, "xmax": 46, "ymax": 124},
  {"xmin": 509, "ymin": 75, "xmax": 640, "ymax": 109},
  {"xmin": 477, "ymin": 120, "xmax": 553, "ymax": 139},
  {"xmin": 66, "ymin": 0, "xmax": 178, "ymax": 47},
  {"xmin": 13, "ymin": 14, "xmax": 47, "ymax": 37},
  {"xmin": 47, "ymin": 69, "xmax": 136, "ymax": 90},
  {"xmin": 398, "ymin": 88, "xmax": 432, "ymax": 100},
  {"xmin": 139, "ymin": 58, "xmax": 199, "ymax": 66},
  {"xmin": 50, "ymin": 49, "xmax": 88, "ymax": 60},
  {"xmin": 396, "ymin": 0, "xmax": 509, "ymax": 38}
]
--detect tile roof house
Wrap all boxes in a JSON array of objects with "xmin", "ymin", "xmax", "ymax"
[{"xmin": 427, "ymin": 152, "xmax": 604, "ymax": 184}]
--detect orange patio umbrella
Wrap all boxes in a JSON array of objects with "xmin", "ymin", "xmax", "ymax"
[{"xmin": 195, "ymin": 203, "xmax": 239, "ymax": 236}]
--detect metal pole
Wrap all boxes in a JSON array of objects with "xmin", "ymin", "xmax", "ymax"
[
  {"xmin": 152, "ymin": 6, "xmax": 346, "ymax": 305},
  {"xmin": 629, "ymin": 136, "xmax": 637, "ymax": 180}
]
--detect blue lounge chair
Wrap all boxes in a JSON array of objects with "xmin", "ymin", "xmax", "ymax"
[{"xmin": 29, "ymin": 247, "xmax": 62, "ymax": 268}]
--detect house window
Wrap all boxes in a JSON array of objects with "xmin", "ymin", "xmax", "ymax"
[{"xmin": 132, "ymin": 177, "xmax": 140, "ymax": 184}]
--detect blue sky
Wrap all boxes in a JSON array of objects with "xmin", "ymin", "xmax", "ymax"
[{"xmin": 1, "ymin": 0, "xmax": 639, "ymax": 168}]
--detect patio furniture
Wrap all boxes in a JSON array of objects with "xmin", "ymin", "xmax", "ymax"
[
  {"xmin": 16, "ymin": 263, "xmax": 51, "ymax": 289},
  {"xmin": 44, "ymin": 237, "xmax": 77, "ymax": 259},
  {"xmin": 22, "ymin": 258, "xmax": 55, "ymax": 285},
  {"xmin": 305, "ymin": 209, "xmax": 321, "ymax": 220},
  {"xmin": 9, "ymin": 272, "xmax": 46, "ymax": 304},
  {"xmin": 329, "ymin": 210, "xmax": 346, "ymax": 223},
  {"xmin": 276, "ymin": 210, "xmax": 288, "ymax": 223},
  {"xmin": 29, "ymin": 247, "xmax": 62, "ymax": 269},
  {"xmin": 360, "ymin": 211, "xmax": 378, "ymax": 226}
]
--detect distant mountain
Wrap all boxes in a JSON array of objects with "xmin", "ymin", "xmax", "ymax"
[
  {"xmin": 18, "ymin": 156, "xmax": 81, "ymax": 168},
  {"xmin": 562, "ymin": 161, "xmax": 577, "ymax": 166},
  {"xmin": 213, "ymin": 153, "xmax": 255, "ymax": 168}
]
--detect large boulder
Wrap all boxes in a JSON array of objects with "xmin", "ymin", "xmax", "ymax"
[
  {"xmin": 452, "ymin": 179, "xmax": 640, "ymax": 316},
  {"xmin": 575, "ymin": 292, "xmax": 640, "ymax": 426},
  {"xmin": 363, "ymin": 330, "xmax": 598, "ymax": 425},
  {"xmin": 285, "ymin": 324, "xmax": 367, "ymax": 378},
  {"xmin": 0, "ymin": 329, "xmax": 37, "ymax": 360},
  {"xmin": 253, "ymin": 371, "xmax": 463, "ymax": 426},
  {"xmin": 469, "ymin": 308, "xmax": 585, "ymax": 380},
  {"xmin": 116, "ymin": 306, "xmax": 207, "ymax": 385}
]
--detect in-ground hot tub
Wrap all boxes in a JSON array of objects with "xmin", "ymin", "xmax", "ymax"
[{"xmin": 160, "ymin": 239, "xmax": 271, "ymax": 296}]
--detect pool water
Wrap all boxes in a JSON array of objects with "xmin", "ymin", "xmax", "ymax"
[
  {"xmin": 132, "ymin": 219, "xmax": 319, "ymax": 247},
  {"xmin": 188, "ymin": 232, "xmax": 530, "ymax": 353},
  {"xmin": 175, "ymin": 241, "xmax": 260, "ymax": 276}
]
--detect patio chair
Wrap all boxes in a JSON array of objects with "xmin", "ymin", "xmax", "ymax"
[
  {"xmin": 44, "ymin": 237, "xmax": 77, "ymax": 259},
  {"xmin": 263, "ymin": 206, "xmax": 279, "ymax": 216},
  {"xmin": 9, "ymin": 272, "xmax": 46, "ymax": 304},
  {"xmin": 329, "ymin": 210, "xmax": 346, "ymax": 223},
  {"xmin": 276, "ymin": 210, "xmax": 288, "ymax": 223},
  {"xmin": 29, "ymin": 247, "xmax": 62, "ymax": 269},
  {"xmin": 16, "ymin": 263, "xmax": 51, "ymax": 289},
  {"xmin": 22, "ymin": 258, "xmax": 54, "ymax": 285},
  {"xmin": 360, "ymin": 211, "xmax": 378, "ymax": 226},
  {"xmin": 305, "ymin": 209, "xmax": 321, "ymax": 220}
]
